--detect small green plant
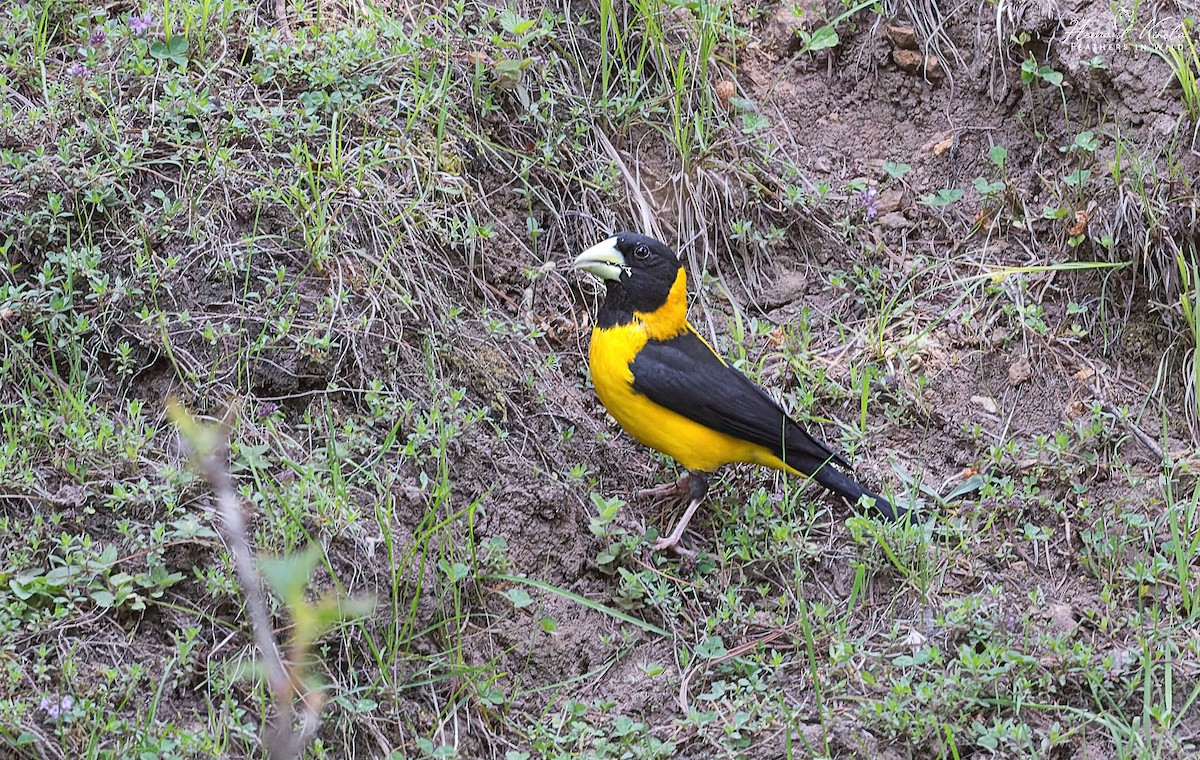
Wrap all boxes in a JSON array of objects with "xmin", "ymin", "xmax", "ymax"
[
  {"xmin": 1018, "ymin": 53, "xmax": 1068, "ymax": 133},
  {"xmin": 1020, "ymin": 55, "xmax": 1064, "ymax": 88},
  {"xmin": 792, "ymin": 0, "xmax": 877, "ymax": 57},
  {"xmin": 149, "ymin": 35, "xmax": 189, "ymax": 69},
  {"xmin": 973, "ymin": 145, "xmax": 1009, "ymax": 203},
  {"xmin": 1161, "ymin": 18, "xmax": 1200, "ymax": 122},
  {"xmin": 1178, "ymin": 253, "xmax": 1200, "ymax": 439},
  {"xmin": 884, "ymin": 160, "xmax": 912, "ymax": 181},
  {"xmin": 921, "ymin": 187, "xmax": 965, "ymax": 207}
]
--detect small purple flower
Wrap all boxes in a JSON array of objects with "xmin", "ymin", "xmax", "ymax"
[
  {"xmin": 89, "ymin": 28, "xmax": 106, "ymax": 46},
  {"xmin": 129, "ymin": 11, "xmax": 155, "ymax": 36},
  {"xmin": 39, "ymin": 694, "xmax": 73, "ymax": 719},
  {"xmin": 66, "ymin": 61, "xmax": 90, "ymax": 80},
  {"xmin": 257, "ymin": 402, "xmax": 279, "ymax": 418},
  {"xmin": 861, "ymin": 187, "xmax": 879, "ymax": 220}
]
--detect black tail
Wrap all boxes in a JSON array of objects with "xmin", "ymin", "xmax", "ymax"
[{"xmin": 813, "ymin": 465, "xmax": 904, "ymax": 521}]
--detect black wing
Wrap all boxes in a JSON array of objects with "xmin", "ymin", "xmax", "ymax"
[{"xmin": 629, "ymin": 327, "xmax": 851, "ymax": 473}]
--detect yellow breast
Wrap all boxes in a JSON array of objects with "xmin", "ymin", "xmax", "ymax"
[{"xmin": 588, "ymin": 322, "xmax": 790, "ymax": 474}]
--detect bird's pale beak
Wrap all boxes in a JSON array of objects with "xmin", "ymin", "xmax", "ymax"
[{"xmin": 572, "ymin": 237, "xmax": 625, "ymax": 281}]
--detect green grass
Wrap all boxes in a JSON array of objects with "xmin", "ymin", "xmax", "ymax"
[{"xmin": 1, "ymin": 0, "xmax": 1199, "ymax": 758}]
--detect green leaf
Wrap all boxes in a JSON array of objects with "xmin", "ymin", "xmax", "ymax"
[
  {"xmin": 439, "ymin": 560, "xmax": 470, "ymax": 583},
  {"xmin": 260, "ymin": 545, "xmax": 323, "ymax": 607},
  {"xmin": 806, "ymin": 25, "xmax": 839, "ymax": 52},
  {"xmin": 169, "ymin": 516, "xmax": 218, "ymax": 540},
  {"xmin": 479, "ymin": 684, "xmax": 506, "ymax": 707},
  {"xmin": 988, "ymin": 145, "xmax": 1008, "ymax": 167},
  {"xmin": 493, "ymin": 58, "xmax": 525, "ymax": 82},
  {"xmin": 588, "ymin": 492, "xmax": 622, "ymax": 535},
  {"xmin": 91, "ymin": 590, "xmax": 116, "ymax": 608},
  {"xmin": 973, "ymin": 177, "xmax": 1005, "ymax": 196},
  {"xmin": 943, "ymin": 474, "xmax": 986, "ymax": 502},
  {"xmin": 150, "ymin": 35, "xmax": 189, "ymax": 68},
  {"xmin": 503, "ymin": 588, "xmax": 533, "ymax": 608},
  {"xmin": 234, "ymin": 442, "xmax": 270, "ymax": 471},
  {"xmin": 10, "ymin": 571, "xmax": 44, "ymax": 600},
  {"xmin": 595, "ymin": 543, "xmax": 623, "ymax": 572},
  {"xmin": 921, "ymin": 188, "xmax": 964, "ymax": 206},
  {"xmin": 46, "ymin": 566, "xmax": 74, "ymax": 584},
  {"xmin": 540, "ymin": 616, "xmax": 558, "ymax": 633},
  {"xmin": 699, "ymin": 680, "xmax": 727, "ymax": 700},
  {"xmin": 1063, "ymin": 169, "xmax": 1091, "ymax": 188},
  {"xmin": 727, "ymin": 96, "xmax": 757, "ymax": 113},
  {"xmin": 1074, "ymin": 130, "xmax": 1098, "ymax": 152},
  {"xmin": 141, "ymin": 565, "xmax": 185, "ymax": 590},
  {"xmin": 1042, "ymin": 203, "xmax": 1070, "ymax": 220},
  {"xmin": 695, "ymin": 636, "xmax": 727, "ymax": 659},
  {"xmin": 1020, "ymin": 57, "xmax": 1038, "ymax": 83},
  {"xmin": 334, "ymin": 696, "xmax": 379, "ymax": 714},
  {"xmin": 892, "ymin": 647, "xmax": 933, "ymax": 667},
  {"xmin": 883, "ymin": 161, "xmax": 911, "ymax": 180},
  {"xmin": 589, "ymin": 491, "xmax": 622, "ymax": 514},
  {"xmin": 299, "ymin": 91, "xmax": 327, "ymax": 115},
  {"xmin": 499, "ymin": 10, "xmax": 533, "ymax": 36},
  {"xmin": 740, "ymin": 112, "xmax": 770, "ymax": 134}
]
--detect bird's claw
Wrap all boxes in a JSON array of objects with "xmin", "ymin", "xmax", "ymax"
[
  {"xmin": 637, "ymin": 474, "xmax": 690, "ymax": 501},
  {"xmin": 652, "ymin": 535, "xmax": 695, "ymax": 558}
]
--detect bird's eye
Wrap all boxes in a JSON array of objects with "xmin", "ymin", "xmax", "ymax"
[{"xmin": 633, "ymin": 245, "xmax": 650, "ymax": 261}]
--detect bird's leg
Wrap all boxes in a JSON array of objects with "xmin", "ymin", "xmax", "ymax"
[
  {"xmin": 653, "ymin": 472, "xmax": 709, "ymax": 553},
  {"xmin": 638, "ymin": 472, "xmax": 692, "ymax": 500}
]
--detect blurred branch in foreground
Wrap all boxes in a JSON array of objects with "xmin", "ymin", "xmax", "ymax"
[{"xmin": 168, "ymin": 398, "xmax": 374, "ymax": 759}]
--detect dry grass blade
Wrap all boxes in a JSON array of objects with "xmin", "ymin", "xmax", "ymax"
[{"xmin": 594, "ymin": 127, "xmax": 662, "ymax": 241}]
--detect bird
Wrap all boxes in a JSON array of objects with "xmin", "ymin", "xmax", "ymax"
[{"xmin": 573, "ymin": 231, "xmax": 903, "ymax": 553}]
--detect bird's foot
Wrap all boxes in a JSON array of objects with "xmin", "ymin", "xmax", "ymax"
[
  {"xmin": 649, "ymin": 496, "xmax": 704, "ymax": 557},
  {"xmin": 638, "ymin": 473, "xmax": 691, "ymax": 501},
  {"xmin": 651, "ymin": 534, "xmax": 695, "ymax": 558}
]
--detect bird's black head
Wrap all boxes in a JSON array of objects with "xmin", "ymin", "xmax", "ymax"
[{"xmin": 573, "ymin": 232, "xmax": 683, "ymax": 325}]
